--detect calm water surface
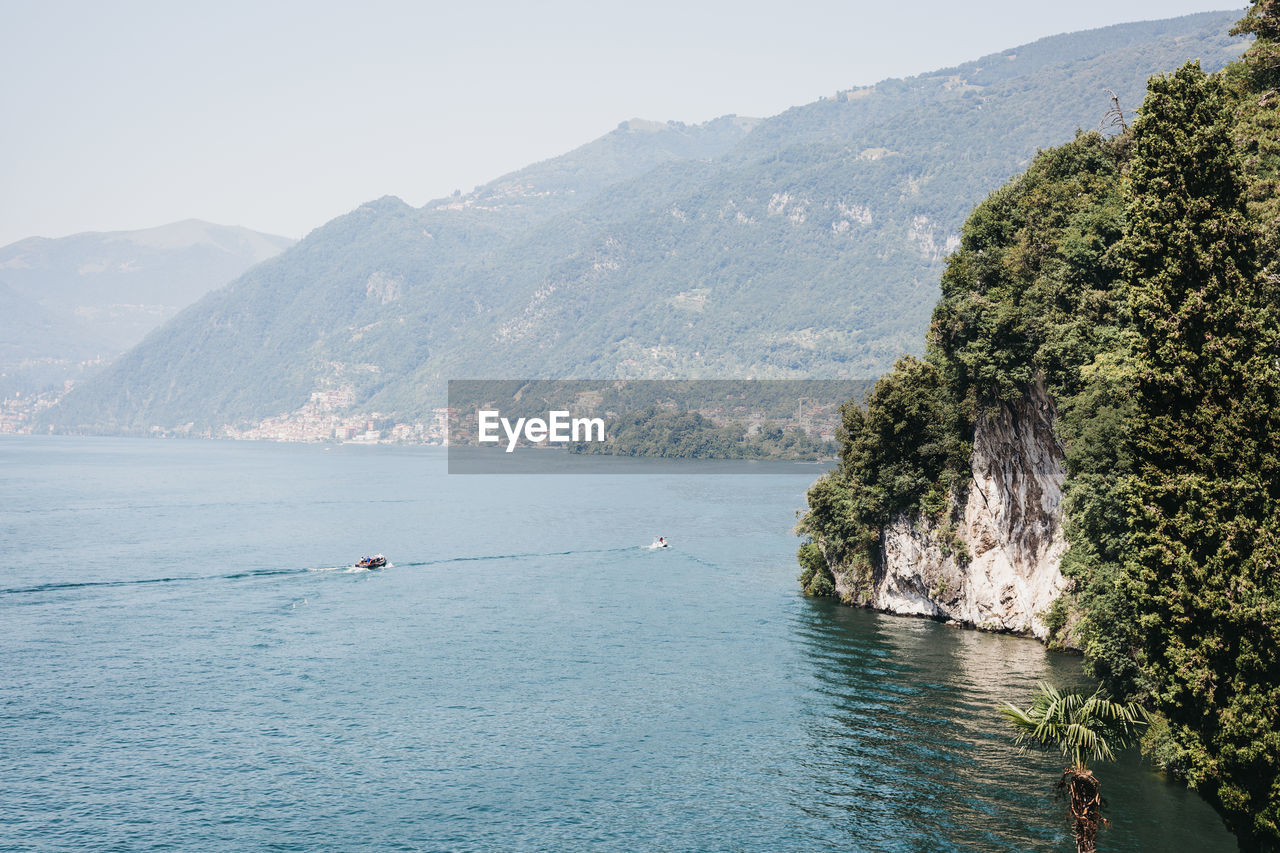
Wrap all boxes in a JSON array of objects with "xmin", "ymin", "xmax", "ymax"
[{"xmin": 0, "ymin": 437, "xmax": 1235, "ymax": 851}]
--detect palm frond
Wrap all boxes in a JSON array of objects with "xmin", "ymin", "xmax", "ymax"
[{"xmin": 996, "ymin": 682, "xmax": 1148, "ymax": 769}]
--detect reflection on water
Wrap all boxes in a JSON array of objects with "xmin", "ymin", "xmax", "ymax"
[
  {"xmin": 0, "ymin": 439, "xmax": 1238, "ymax": 851},
  {"xmin": 788, "ymin": 599, "xmax": 1235, "ymax": 851}
]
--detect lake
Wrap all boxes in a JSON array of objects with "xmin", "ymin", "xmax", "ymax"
[{"xmin": 0, "ymin": 437, "xmax": 1235, "ymax": 851}]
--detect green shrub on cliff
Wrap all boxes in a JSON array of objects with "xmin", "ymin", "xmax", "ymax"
[
  {"xmin": 797, "ymin": 541, "xmax": 835, "ymax": 598},
  {"xmin": 931, "ymin": 132, "xmax": 1130, "ymax": 414},
  {"xmin": 797, "ymin": 355, "xmax": 967, "ymax": 595},
  {"xmin": 799, "ymin": 131, "xmax": 1130, "ymax": 596}
]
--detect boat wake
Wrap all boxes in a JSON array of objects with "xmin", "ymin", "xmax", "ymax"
[
  {"xmin": 0, "ymin": 567, "xmax": 306, "ymax": 597},
  {"xmin": 0, "ymin": 546, "xmax": 641, "ymax": 598}
]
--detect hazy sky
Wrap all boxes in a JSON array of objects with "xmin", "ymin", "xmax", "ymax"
[{"xmin": 1, "ymin": 1, "xmax": 1243, "ymax": 246}]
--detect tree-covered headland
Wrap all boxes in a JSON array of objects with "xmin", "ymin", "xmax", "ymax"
[
  {"xmin": 798, "ymin": 4, "xmax": 1280, "ymax": 846},
  {"xmin": 568, "ymin": 405, "xmax": 837, "ymax": 460}
]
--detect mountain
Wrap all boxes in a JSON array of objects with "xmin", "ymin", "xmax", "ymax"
[
  {"xmin": 46, "ymin": 11, "xmax": 1247, "ymax": 433},
  {"xmin": 0, "ymin": 220, "xmax": 295, "ymax": 397}
]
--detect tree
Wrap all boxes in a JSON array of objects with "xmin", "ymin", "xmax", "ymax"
[
  {"xmin": 796, "ymin": 355, "xmax": 969, "ymax": 599},
  {"xmin": 1119, "ymin": 61, "xmax": 1280, "ymax": 847},
  {"xmin": 999, "ymin": 684, "xmax": 1147, "ymax": 853},
  {"xmin": 1232, "ymin": 0, "xmax": 1280, "ymax": 89},
  {"xmin": 1230, "ymin": 0, "xmax": 1280, "ymax": 259}
]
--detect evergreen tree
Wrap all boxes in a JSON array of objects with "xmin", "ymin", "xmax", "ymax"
[
  {"xmin": 1231, "ymin": 0, "xmax": 1280, "ymax": 262},
  {"xmin": 1120, "ymin": 61, "xmax": 1280, "ymax": 848},
  {"xmin": 1232, "ymin": 0, "xmax": 1280, "ymax": 89}
]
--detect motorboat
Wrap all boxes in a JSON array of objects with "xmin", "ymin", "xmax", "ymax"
[
  {"xmin": 648, "ymin": 538, "xmax": 670, "ymax": 549},
  {"xmin": 357, "ymin": 554, "xmax": 387, "ymax": 569}
]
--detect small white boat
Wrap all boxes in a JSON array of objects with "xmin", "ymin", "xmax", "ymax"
[{"xmin": 648, "ymin": 538, "xmax": 670, "ymax": 550}]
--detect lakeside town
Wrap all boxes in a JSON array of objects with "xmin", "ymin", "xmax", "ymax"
[
  {"xmin": 0, "ymin": 381, "xmax": 454, "ymax": 444},
  {"xmin": 219, "ymin": 388, "xmax": 452, "ymax": 444},
  {"xmin": 0, "ymin": 384, "xmax": 66, "ymax": 435},
  {"xmin": 3, "ymin": 379, "xmax": 841, "ymax": 446}
]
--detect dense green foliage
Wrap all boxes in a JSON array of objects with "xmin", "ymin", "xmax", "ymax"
[
  {"xmin": 1233, "ymin": 0, "xmax": 1280, "ymax": 90},
  {"xmin": 802, "ymin": 11, "xmax": 1280, "ymax": 845},
  {"xmin": 42, "ymin": 13, "xmax": 1244, "ymax": 432},
  {"xmin": 1117, "ymin": 60, "xmax": 1280, "ymax": 847},
  {"xmin": 568, "ymin": 406, "xmax": 835, "ymax": 460},
  {"xmin": 797, "ymin": 355, "xmax": 969, "ymax": 595},
  {"xmin": 445, "ymin": 378, "xmax": 868, "ymax": 460},
  {"xmin": 1233, "ymin": 1, "xmax": 1280, "ymax": 264},
  {"xmin": 446, "ymin": 379, "xmax": 869, "ymax": 427},
  {"xmin": 799, "ymin": 131, "xmax": 1130, "ymax": 597},
  {"xmin": 931, "ymin": 135, "xmax": 1130, "ymax": 411}
]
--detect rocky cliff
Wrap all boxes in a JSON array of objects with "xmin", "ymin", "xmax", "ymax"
[{"xmin": 828, "ymin": 380, "xmax": 1069, "ymax": 640}]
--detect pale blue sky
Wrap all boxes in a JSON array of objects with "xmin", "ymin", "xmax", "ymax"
[{"xmin": 1, "ymin": 1, "xmax": 1243, "ymax": 246}]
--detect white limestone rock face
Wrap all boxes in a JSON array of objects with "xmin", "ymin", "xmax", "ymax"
[{"xmin": 832, "ymin": 380, "xmax": 1069, "ymax": 640}]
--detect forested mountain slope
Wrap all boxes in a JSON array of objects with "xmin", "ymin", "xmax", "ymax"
[{"xmin": 46, "ymin": 12, "xmax": 1245, "ymax": 432}]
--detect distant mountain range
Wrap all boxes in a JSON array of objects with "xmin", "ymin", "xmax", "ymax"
[
  {"xmin": 44, "ymin": 11, "xmax": 1246, "ymax": 433},
  {"xmin": 0, "ymin": 220, "xmax": 294, "ymax": 398}
]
